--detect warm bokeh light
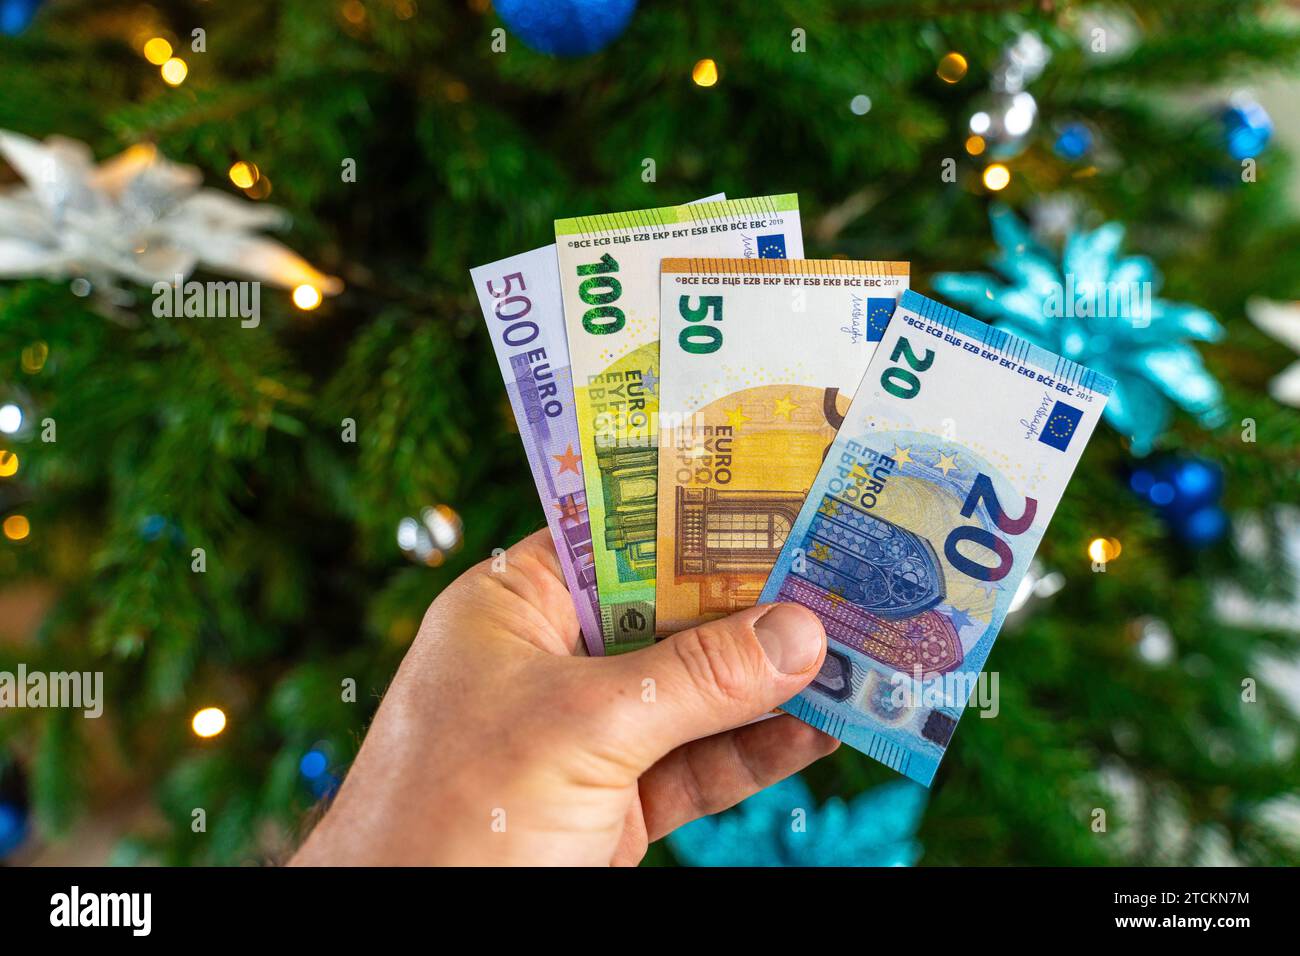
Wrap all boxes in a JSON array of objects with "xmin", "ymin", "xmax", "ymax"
[
  {"xmin": 342, "ymin": 0, "xmax": 367, "ymax": 25},
  {"xmin": 243, "ymin": 176, "xmax": 273, "ymax": 200},
  {"xmin": 3, "ymin": 514, "xmax": 30, "ymax": 541},
  {"xmin": 692, "ymin": 58, "xmax": 719, "ymax": 87},
  {"xmin": 292, "ymin": 284, "xmax": 323, "ymax": 310},
  {"xmin": 191, "ymin": 707, "xmax": 227, "ymax": 738},
  {"xmin": 143, "ymin": 37, "xmax": 173, "ymax": 65},
  {"xmin": 982, "ymin": 163, "xmax": 1011, "ymax": 191},
  {"xmin": 21, "ymin": 341, "xmax": 48, "ymax": 374},
  {"xmin": 1088, "ymin": 537, "xmax": 1122, "ymax": 563},
  {"xmin": 0, "ymin": 403, "xmax": 21, "ymax": 435},
  {"xmin": 937, "ymin": 52, "xmax": 968, "ymax": 84},
  {"xmin": 161, "ymin": 57, "xmax": 188, "ymax": 86},
  {"xmin": 228, "ymin": 161, "xmax": 259, "ymax": 189},
  {"xmin": 965, "ymin": 134, "xmax": 986, "ymax": 156},
  {"xmin": 0, "ymin": 451, "xmax": 18, "ymax": 478}
]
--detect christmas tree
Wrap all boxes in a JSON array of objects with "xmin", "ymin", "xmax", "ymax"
[{"xmin": 1, "ymin": 0, "xmax": 1298, "ymax": 866}]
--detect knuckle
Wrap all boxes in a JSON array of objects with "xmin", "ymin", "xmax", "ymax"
[{"xmin": 671, "ymin": 625, "xmax": 755, "ymax": 705}]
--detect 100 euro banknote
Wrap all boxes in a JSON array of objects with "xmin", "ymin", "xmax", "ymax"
[
  {"xmin": 760, "ymin": 290, "xmax": 1115, "ymax": 785},
  {"xmin": 555, "ymin": 195, "xmax": 805, "ymax": 653},
  {"xmin": 654, "ymin": 257, "xmax": 909, "ymax": 636}
]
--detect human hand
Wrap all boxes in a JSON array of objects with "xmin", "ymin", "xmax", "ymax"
[{"xmin": 290, "ymin": 528, "xmax": 835, "ymax": 866}]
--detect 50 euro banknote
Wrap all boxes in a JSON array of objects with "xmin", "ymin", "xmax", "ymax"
[
  {"xmin": 555, "ymin": 195, "xmax": 805, "ymax": 653},
  {"xmin": 654, "ymin": 257, "xmax": 909, "ymax": 637},
  {"xmin": 760, "ymin": 290, "xmax": 1115, "ymax": 785}
]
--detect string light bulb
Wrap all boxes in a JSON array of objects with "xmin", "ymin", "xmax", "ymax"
[
  {"xmin": 342, "ymin": 0, "xmax": 367, "ymax": 26},
  {"xmin": 161, "ymin": 57, "xmax": 188, "ymax": 86},
  {"xmin": 21, "ymin": 342, "xmax": 48, "ymax": 374},
  {"xmin": 143, "ymin": 37, "xmax": 173, "ymax": 65},
  {"xmin": 292, "ymin": 284, "xmax": 323, "ymax": 310},
  {"xmin": 243, "ymin": 176, "xmax": 273, "ymax": 200},
  {"xmin": 3, "ymin": 515, "xmax": 29, "ymax": 541},
  {"xmin": 692, "ymin": 58, "xmax": 719, "ymax": 87},
  {"xmin": 965, "ymin": 135, "xmax": 986, "ymax": 156},
  {"xmin": 982, "ymin": 163, "xmax": 1011, "ymax": 191},
  {"xmin": 228, "ymin": 161, "xmax": 259, "ymax": 189},
  {"xmin": 0, "ymin": 451, "xmax": 17, "ymax": 478},
  {"xmin": 0, "ymin": 404, "xmax": 21, "ymax": 435},
  {"xmin": 1088, "ymin": 537, "xmax": 1122, "ymax": 563},
  {"xmin": 191, "ymin": 707, "xmax": 227, "ymax": 738},
  {"xmin": 937, "ymin": 52, "xmax": 968, "ymax": 84}
]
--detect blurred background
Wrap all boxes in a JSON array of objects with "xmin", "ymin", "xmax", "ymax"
[{"xmin": 1, "ymin": 0, "xmax": 1298, "ymax": 866}]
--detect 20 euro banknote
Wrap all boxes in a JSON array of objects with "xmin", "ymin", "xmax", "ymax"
[
  {"xmin": 760, "ymin": 290, "xmax": 1115, "ymax": 785},
  {"xmin": 654, "ymin": 257, "xmax": 909, "ymax": 636},
  {"xmin": 555, "ymin": 196, "xmax": 805, "ymax": 653}
]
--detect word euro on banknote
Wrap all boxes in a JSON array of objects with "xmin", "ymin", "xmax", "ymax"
[
  {"xmin": 555, "ymin": 196, "xmax": 805, "ymax": 653},
  {"xmin": 760, "ymin": 290, "xmax": 1114, "ymax": 785},
  {"xmin": 471, "ymin": 196, "xmax": 725, "ymax": 655},
  {"xmin": 654, "ymin": 257, "xmax": 909, "ymax": 637}
]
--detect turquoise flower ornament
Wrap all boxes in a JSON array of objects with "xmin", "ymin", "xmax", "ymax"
[
  {"xmin": 667, "ymin": 776, "xmax": 927, "ymax": 867},
  {"xmin": 932, "ymin": 206, "xmax": 1225, "ymax": 455}
]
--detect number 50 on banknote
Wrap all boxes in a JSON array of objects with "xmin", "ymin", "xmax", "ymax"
[{"xmin": 761, "ymin": 290, "xmax": 1115, "ymax": 786}]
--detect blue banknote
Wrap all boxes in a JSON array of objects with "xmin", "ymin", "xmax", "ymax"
[{"xmin": 760, "ymin": 290, "xmax": 1115, "ymax": 785}]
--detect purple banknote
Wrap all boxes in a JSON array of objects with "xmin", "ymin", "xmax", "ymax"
[{"xmin": 472, "ymin": 245, "xmax": 604, "ymax": 654}]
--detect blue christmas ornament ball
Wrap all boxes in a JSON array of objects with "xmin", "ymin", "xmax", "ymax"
[
  {"xmin": 0, "ymin": 801, "xmax": 29, "ymax": 858},
  {"xmin": 0, "ymin": 0, "xmax": 42, "ymax": 36},
  {"xmin": 1128, "ymin": 455, "xmax": 1227, "ymax": 547},
  {"xmin": 1054, "ymin": 122, "xmax": 1093, "ymax": 161},
  {"xmin": 1221, "ymin": 98, "xmax": 1272, "ymax": 160},
  {"xmin": 299, "ymin": 749, "xmax": 328, "ymax": 780},
  {"xmin": 494, "ymin": 0, "xmax": 638, "ymax": 57}
]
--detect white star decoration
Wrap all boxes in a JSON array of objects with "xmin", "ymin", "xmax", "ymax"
[{"xmin": 0, "ymin": 129, "xmax": 340, "ymax": 300}]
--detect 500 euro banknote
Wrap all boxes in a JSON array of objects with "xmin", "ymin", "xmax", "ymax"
[
  {"xmin": 654, "ymin": 257, "xmax": 909, "ymax": 636},
  {"xmin": 555, "ymin": 195, "xmax": 804, "ymax": 653},
  {"xmin": 761, "ymin": 290, "xmax": 1114, "ymax": 785},
  {"xmin": 471, "ymin": 247, "xmax": 605, "ymax": 654}
]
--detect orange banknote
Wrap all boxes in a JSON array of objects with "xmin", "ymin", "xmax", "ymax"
[{"xmin": 654, "ymin": 257, "xmax": 909, "ymax": 636}]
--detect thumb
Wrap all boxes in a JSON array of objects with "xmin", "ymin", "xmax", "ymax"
[{"xmin": 596, "ymin": 603, "xmax": 827, "ymax": 769}]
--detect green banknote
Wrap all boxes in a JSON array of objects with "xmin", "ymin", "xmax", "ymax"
[{"xmin": 555, "ymin": 196, "xmax": 804, "ymax": 652}]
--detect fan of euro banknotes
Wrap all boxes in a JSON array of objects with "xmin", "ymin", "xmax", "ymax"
[{"xmin": 471, "ymin": 193, "xmax": 1113, "ymax": 787}]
